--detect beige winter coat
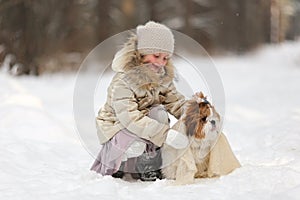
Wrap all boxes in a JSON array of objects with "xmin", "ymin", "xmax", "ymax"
[{"xmin": 95, "ymin": 35, "xmax": 186, "ymax": 146}]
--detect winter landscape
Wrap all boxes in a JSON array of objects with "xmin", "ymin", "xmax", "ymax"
[{"xmin": 1, "ymin": 40, "xmax": 300, "ymax": 200}]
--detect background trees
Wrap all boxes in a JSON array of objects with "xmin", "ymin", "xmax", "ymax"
[{"xmin": 0, "ymin": 0, "xmax": 299, "ymax": 75}]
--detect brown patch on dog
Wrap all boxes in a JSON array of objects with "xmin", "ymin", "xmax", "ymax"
[{"xmin": 183, "ymin": 100, "xmax": 211, "ymax": 139}]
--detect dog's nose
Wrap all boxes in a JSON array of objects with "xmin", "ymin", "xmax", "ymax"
[{"xmin": 210, "ymin": 120, "xmax": 216, "ymax": 125}]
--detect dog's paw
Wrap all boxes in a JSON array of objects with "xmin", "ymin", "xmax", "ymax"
[{"xmin": 165, "ymin": 129, "xmax": 189, "ymax": 149}]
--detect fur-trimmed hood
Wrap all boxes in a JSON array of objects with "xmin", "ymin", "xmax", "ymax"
[
  {"xmin": 111, "ymin": 34, "xmax": 140, "ymax": 72},
  {"xmin": 111, "ymin": 34, "xmax": 175, "ymax": 87}
]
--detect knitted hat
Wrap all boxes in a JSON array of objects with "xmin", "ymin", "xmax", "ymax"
[{"xmin": 136, "ymin": 21, "xmax": 174, "ymax": 56}]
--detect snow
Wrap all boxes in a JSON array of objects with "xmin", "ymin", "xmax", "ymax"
[{"xmin": 1, "ymin": 40, "xmax": 300, "ymax": 199}]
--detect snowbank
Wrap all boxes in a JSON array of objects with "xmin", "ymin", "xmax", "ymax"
[{"xmin": 1, "ymin": 40, "xmax": 300, "ymax": 199}]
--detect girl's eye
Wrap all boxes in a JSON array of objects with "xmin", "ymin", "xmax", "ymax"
[
  {"xmin": 154, "ymin": 54, "xmax": 160, "ymax": 58},
  {"xmin": 163, "ymin": 57, "xmax": 169, "ymax": 61}
]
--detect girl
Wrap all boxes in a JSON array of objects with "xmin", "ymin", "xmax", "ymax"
[{"xmin": 91, "ymin": 21, "xmax": 189, "ymax": 181}]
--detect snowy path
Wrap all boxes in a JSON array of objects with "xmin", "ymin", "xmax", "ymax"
[{"xmin": 1, "ymin": 41, "xmax": 300, "ymax": 199}]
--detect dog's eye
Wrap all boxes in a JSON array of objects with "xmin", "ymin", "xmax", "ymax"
[{"xmin": 201, "ymin": 117, "xmax": 207, "ymax": 122}]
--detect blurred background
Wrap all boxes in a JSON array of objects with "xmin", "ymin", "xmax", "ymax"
[{"xmin": 0, "ymin": 0, "xmax": 300, "ymax": 75}]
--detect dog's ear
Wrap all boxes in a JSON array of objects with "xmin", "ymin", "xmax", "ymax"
[
  {"xmin": 195, "ymin": 121, "xmax": 205, "ymax": 139},
  {"xmin": 184, "ymin": 101, "xmax": 200, "ymax": 137},
  {"xmin": 186, "ymin": 119, "xmax": 197, "ymax": 137}
]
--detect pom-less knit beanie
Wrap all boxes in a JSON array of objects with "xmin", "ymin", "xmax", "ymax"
[{"xmin": 136, "ymin": 21, "xmax": 174, "ymax": 56}]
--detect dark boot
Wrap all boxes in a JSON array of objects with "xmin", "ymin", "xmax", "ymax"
[
  {"xmin": 112, "ymin": 162, "xmax": 125, "ymax": 179},
  {"xmin": 139, "ymin": 167, "xmax": 162, "ymax": 181},
  {"xmin": 135, "ymin": 147, "xmax": 162, "ymax": 181}
]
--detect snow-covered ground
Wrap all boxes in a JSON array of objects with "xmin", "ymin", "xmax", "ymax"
[{"xmin": 1, "ymin": 41, "xmax": 300, "ymax": 200}]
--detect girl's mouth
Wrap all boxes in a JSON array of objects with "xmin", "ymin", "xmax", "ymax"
[{"xmin": 149, "ymin": 64, "xmax": 164, "ymax": 73}]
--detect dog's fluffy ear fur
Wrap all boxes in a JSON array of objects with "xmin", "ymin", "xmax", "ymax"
[
  {"xmin": 196, "ymin": 121, "xmax": 206, "ymax": 139},
  {"xmin": 184, "ymin": 101, "xmax": 208, "ymax": 139},
  {"xmin": 184, "ymin": 101, "xmax": 200, "ymax": 137},
  {"xmin": 184, "ymin": 99, "xmax": 211, "ymax": 139}
]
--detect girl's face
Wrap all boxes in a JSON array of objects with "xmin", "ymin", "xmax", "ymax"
[{"xmin": 142, "ymin": 53, "xmax": 170, "ymax": 73}]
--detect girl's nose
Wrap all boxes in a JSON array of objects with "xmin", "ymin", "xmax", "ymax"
[{"xmin": 156, "ymin": 58, "xmax": 166, "ymax": 66}]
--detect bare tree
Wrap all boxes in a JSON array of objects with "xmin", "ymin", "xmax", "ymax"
[{"xmin": 0, "ymin": 0, "xmax": 298, "ymax": 75}]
